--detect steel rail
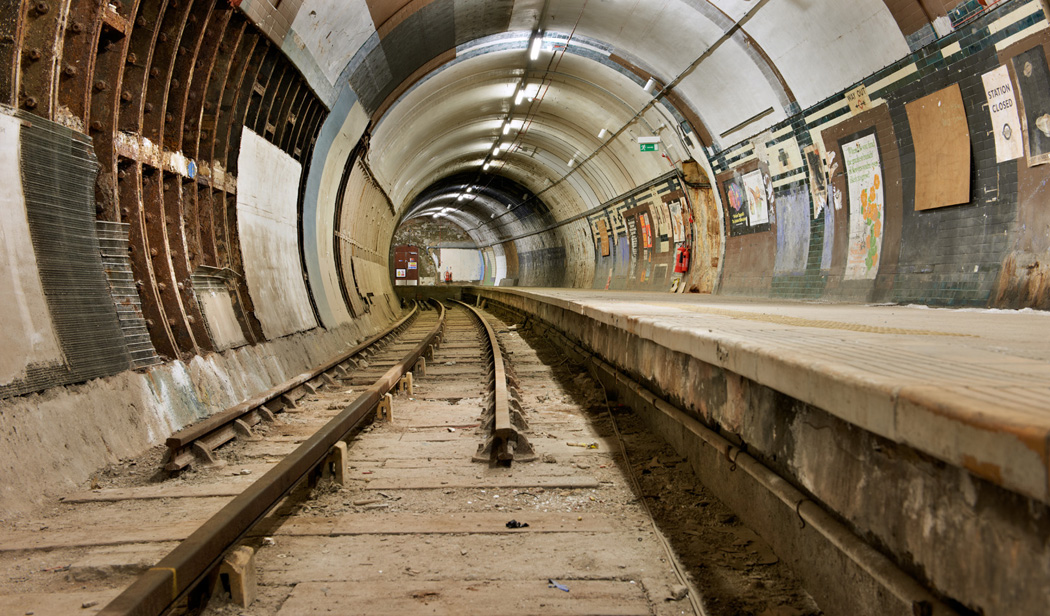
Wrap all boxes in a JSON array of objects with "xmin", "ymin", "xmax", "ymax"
[
  {"xmin": 98, "ymin": 300, "xmax": 446, "ymax": 616},
  {"xmin": 162, "ymin": 302, "xmax": 421, "ymax": 471},
  {"xmin": 451, "ymin": 299, "xmax": 532, "ymax": 463}
]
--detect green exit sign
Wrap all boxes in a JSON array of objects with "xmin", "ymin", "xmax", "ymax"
[{"xmin": 640, "ymin": 143, "xmax": 659, "ymax": 152}]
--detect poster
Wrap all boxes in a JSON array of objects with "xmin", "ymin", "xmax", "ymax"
[
  {"xmin": 395, "ymin": 269, "xmax": 407, "ymax": 278},
  {"xmin": 741, "ymin": 170, "xmax": 769, "ymax": 226},
  {"xmin": 625, "ymin": 217, "xmax": 638, "ymax": 279},
  {"xmin": 841, "ymin": 134, "xmax": 884, "ymax": 280},
  {"xmin": 1011, "ymin": 46, "xmax": 1050, "ymax": 166},
  {"xmin": 640, "ymin": 212, "xmax": 652, "ymax": 249},
  {"xmin": 407, "ymin": 259, "xmax": 417, "ymax": 270},
  {"xmin": 982, "ymin": 65, "xmax": 1024, "ymax": 163},
  {"xmin": 650, "ymin": 197, "xmax": 670, "ymax": 241},
  {"xmin": 763, "ymin": 135, "xmax": 804, "ymax": 178},
  {"xmin": 724, "ymin": 176, "xmax": 749, "ymax": 234},
  {"xmin": 804, "ymin": 145, "xmax": 827, "ymax": 219},
  {"xmin": 667, "ymin": 199, "xmax": 685, "ymax": 243}
]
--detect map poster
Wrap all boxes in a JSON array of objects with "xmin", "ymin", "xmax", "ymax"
[
  {"xmin": 741, "ymin": 169, "xmax": 769, "ymax": 226},
  {"xmin": 723, "ymin": 176, "xmax": 749, "ymax": 234},
  {"xmin": 841, "ymin": 134, "xmax": 884, "ymax": 280},
  {"xmin": 982, "ymin": 65, "xmax": 1024, "ymax": 163}
]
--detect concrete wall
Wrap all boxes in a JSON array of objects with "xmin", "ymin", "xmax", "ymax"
[
  {"xmin": 235, "ymin": 128, "xmax": 318, "ymax": 339},
  {"xmin": 303, "ymin": 92, "xmax": 369, "ymax": 329},
  {"xmin": 434, "ymin": 248, "xmax": 484, "ymax": 282},
  {"xmin": 0, "ymin": 113, "xmax": 63, "ymax": 386},
  {"xmin": 0, "ymin": 313, "xmax": 388, "ymax": 517},
  {"xmin": 335, "ymin": 159, "xmax": 400, "ymax": 319}
]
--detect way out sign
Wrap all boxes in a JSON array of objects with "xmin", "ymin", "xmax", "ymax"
[{"xmin": 638, "ymin": 136, "xmax": 660, "ymax": 152}]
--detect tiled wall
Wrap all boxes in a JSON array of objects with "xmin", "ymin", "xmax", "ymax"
[{"xmin": 706, "ymin": 0, "xmax": 1049, "ymax": 308}]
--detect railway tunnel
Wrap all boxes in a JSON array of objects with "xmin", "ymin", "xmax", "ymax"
[{"xmin": 2, "ymin": 0, "xmax": 1050, "ymax": 614}]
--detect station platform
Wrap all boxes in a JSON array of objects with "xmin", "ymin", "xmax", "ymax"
[{"xmin": 470, "ymin": 287, "xmax": 1050, "ymax": 505}]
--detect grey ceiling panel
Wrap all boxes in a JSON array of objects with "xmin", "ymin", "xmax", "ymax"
[
  {"xmin": 351, "ymin": 0, "xmax": 459, "ymax": 113},
  {"xmin": 453, "ymin": 0, "xmax": 514, "ymax": 47}
]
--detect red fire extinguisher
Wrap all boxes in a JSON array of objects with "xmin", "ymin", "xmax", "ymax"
[{"xmin": 674, "ymin": 246, "xmax": 691, "ymax": 273}]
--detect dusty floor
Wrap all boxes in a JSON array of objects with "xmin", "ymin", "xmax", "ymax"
[{"xmin": 0, "ymin": 304, "xmax": 820, "ymax": 615}]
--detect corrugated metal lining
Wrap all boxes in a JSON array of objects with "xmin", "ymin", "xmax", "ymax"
[
  {"xmin": 1, "ymin": 112, "xmax": 132, "ymax": 399},
  {"xmin": 97, "ymin": 222, "xmax": 162, "ymax": 370}
]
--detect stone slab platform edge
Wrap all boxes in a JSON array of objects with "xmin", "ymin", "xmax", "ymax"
[{"xmin": 471, "ymin": 288, "xmax": 1050, "ymax": 506}]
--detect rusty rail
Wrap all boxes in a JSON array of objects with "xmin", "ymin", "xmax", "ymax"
[
  {"xmin": 163, "ymin": 302, "xmax": 422, "ymax": 471},
  {"xmin": 452, "ymin": 299, "xmax": 534, "ymax": 464},
  {"xmin": 98, "ymin": 300, "xmax": 446, "ymax": 616}
]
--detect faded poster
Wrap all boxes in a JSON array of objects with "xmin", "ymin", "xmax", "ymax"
[
  {"xmin": 741, "ymin": 170, "xmax": 769, "ymax": 226},
  {"xmin": 650, "ymin": 198, "xmax": 670, "ymax": 242},
  {"xmin": 982, "ymin": 65, "xmax": 1024, "ymax": 163},
  {"xmin": 625, "ymin": 216, "xmax": 638, "ymax": 280},
  {"xmin": 841, "ymin": 134, "xmax": 883, "ymax": 280},
  {"xmin": 1012, "ymin": 46, "xmax": 1050, "ymax": 166},
  {"xmin": 773, "ymin": 186, "xmax": 811, "ymax": 276},
  {"xmin": 640, "ymin": 212, "xmax": 653, "ymax": 250},
  {"xmin": 667, "ymin": 199, "xmax": 685, "ymax": 243},
  {"xmin": 804, "ymin": 145, "xmax": 827, "ymax": 219}
]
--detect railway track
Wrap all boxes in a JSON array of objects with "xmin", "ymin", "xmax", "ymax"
[{"xmin": 0, "ymin": 300, "xmax": 819, "ymax": 616}]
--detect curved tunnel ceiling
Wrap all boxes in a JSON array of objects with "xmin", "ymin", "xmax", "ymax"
[{"xmin": 287, "ymin": 0, "xmax": 911, "ymax": 224}]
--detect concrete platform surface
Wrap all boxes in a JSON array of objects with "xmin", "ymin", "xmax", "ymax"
[{"xmin": 473, "ymin": 288, "xmax": 1050, "ymax": 505}]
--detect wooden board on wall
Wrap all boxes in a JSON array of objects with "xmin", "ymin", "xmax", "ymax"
[
  {"xmin": 597, "ymin": 219, "xmax": 610, "ymax": 257},
  {"xmin": 905, "ymin": 83, "xmax": 972, "ymax": 211}
]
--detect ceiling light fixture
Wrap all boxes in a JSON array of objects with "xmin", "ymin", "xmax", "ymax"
[
  {"xmin": 515, "ymin": 87, "xmax": 526, "ymax": 105},
  {"xmin": 483, "ymin": 162, "xmax": 491, "ymax": 170},
  {"xmin": 598, "ymin": 128, "xmax": 608, "ymax": 139},
  {"xmin": 503, "ymin": 121, "xmax": 511, "ymax": 135},
  {"xmin": 643, "ymin": 77, "xmax": 656, "ymax": 93},
  {"xmin": 529, "ymin": 36, "xmax": 542, "ymax": 61},
  {"xmin": 493, "ymin": 144, "xmax": 502, "ymax": 156}
]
